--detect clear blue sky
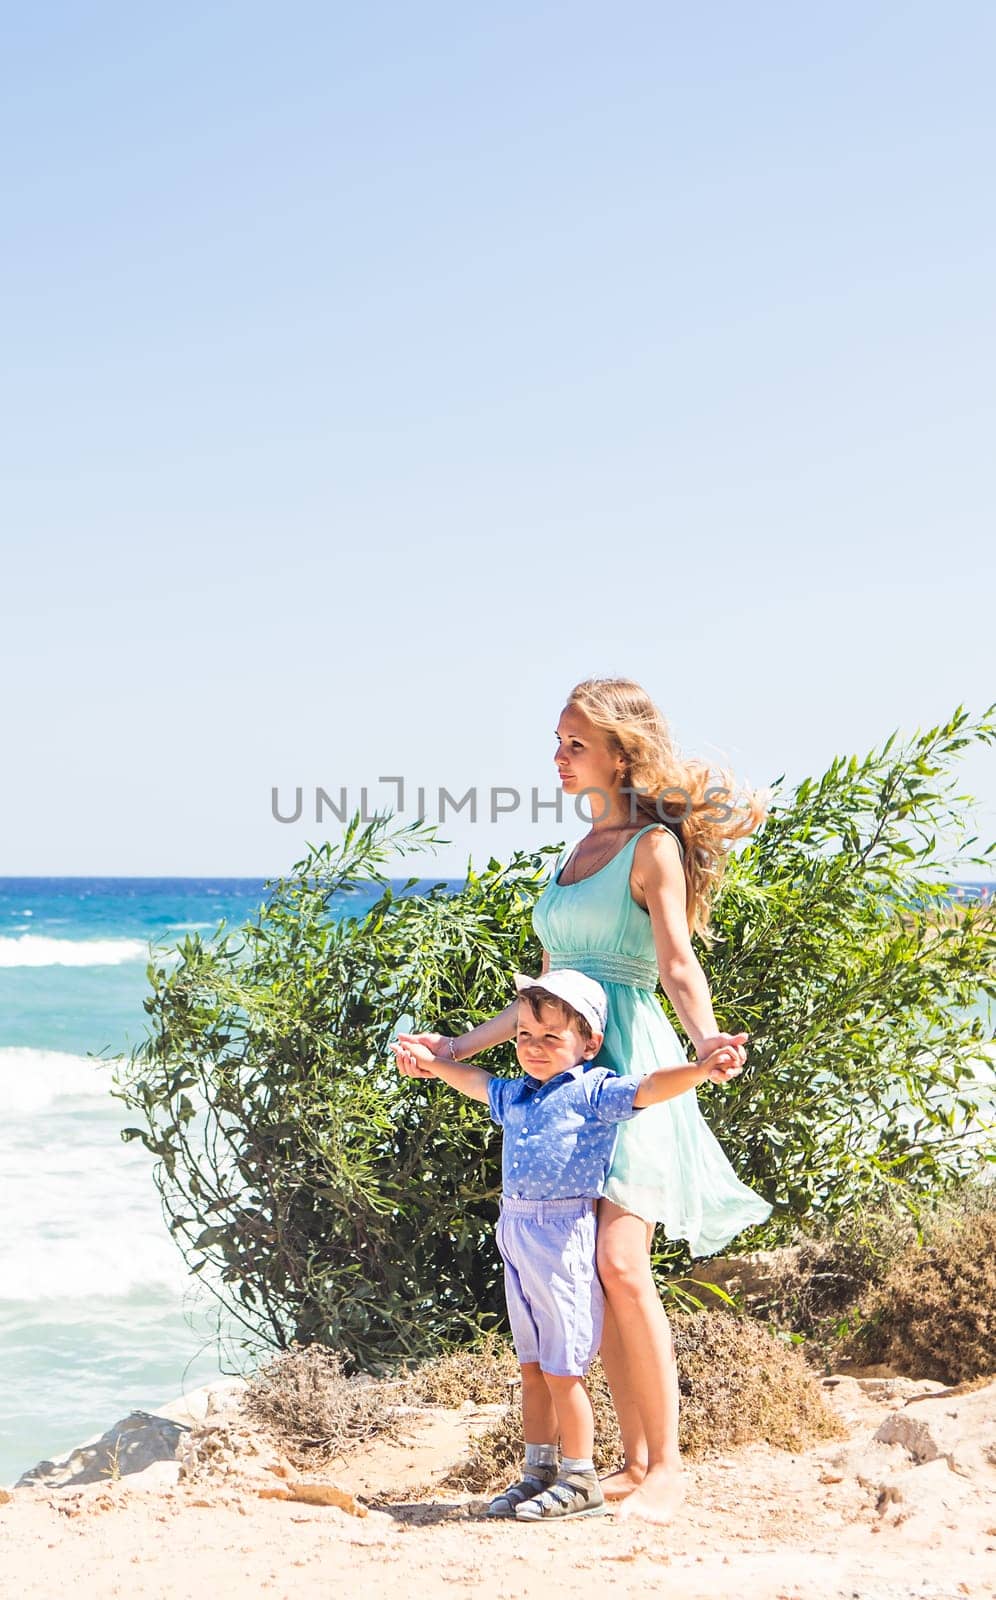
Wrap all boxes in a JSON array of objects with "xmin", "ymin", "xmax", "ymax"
[{"xmin": 2, "ymin": 2, "xmax": 993, "ymax": 876}]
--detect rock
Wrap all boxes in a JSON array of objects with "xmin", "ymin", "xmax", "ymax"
[
  {"xmin": 874, "ymin": 1384, "xmax": 996, "ymax": 1481},
  {"xmin": 875, "ymin": 1456, "xmax": 986, "ymax": 1525},
  {"xmin": 874, "ymin": 1412, "xmax": 949, "ymax": 1466},
  {"xmin": 43, "ymin": 1480, "xmax": 130, "ymax": 1518},
  {"xmin": 13, "ymin": 1378, "xmax": 273, "ymax": 1496},
  {"xmin": 824, "ymin": 1437, "xmax": 906, "ymax": 1491},
  {"xmin": 814, "ymin": 1377, "xmax": 996, "ymax": 1553},
  {"xmin": 15, "ymin": 1410, "xmax": 190, "ymax": 1490},
  {"xmin": 818, "ymin": 1375, "xmax": 865, "ymax": 1408},
  {"xmin": 853, "ymin": 1377, "xmax": 945, "ymax": 1403},
  {"xmin": 0, "ymin": 1488, "xmax": 12, "ymax": 1505},
  {"xmin": 684, "ymin": 1247, "xmax": 802, "ymax": 1310},
  {"xmin": 154, "ymin": 1377, "xmax": 248, "ymax": 1430},
  {"xmin": 176, "ymin": 1416, "xmax": 298, "ymax": 1489},
  {"xmin": 121, "ymin": 1458, "xmax": 182, "ymax": 1493},
  {"xmin": 258, "ymin": 1480, "xmax": 367, "ymax": 1516}
]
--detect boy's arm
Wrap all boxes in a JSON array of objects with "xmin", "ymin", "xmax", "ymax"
[
  {"xmin": 632, "ymin": 1047, "xmax": 741, "ymax": 1108},
  {"xmin": 398, "ymin": 948, "xmax": 551, "ymax": 1062},
  {"xmin": 425, "ymin": 1058, "xmax": 494, "ymax": 1105},
  {"xmin": 391, "ymin": 1040, "xmax": 494, "ymax": 1105}
]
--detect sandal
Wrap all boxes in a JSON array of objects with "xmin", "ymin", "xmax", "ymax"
[
  {"xmin": 514, "ymin": 1473, "xmax": 608, "ymax": 1521},
  {"xmin": 485, "ymin": 1469, "xmax": 557, "ymax": 1519}
]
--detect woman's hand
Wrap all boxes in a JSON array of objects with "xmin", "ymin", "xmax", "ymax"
[
  {"xmin": 696, "ymin": 1031, "xmax": 748, "ymax": 1071},
  {"xmin": 391, "ymin": 1034, "xmax": 444, "ymax": 1079}
]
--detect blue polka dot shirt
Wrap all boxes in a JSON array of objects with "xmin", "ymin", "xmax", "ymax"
[{"xmin": 487, "ymin": 1063, "xmax": 643, "ymax": 1200}]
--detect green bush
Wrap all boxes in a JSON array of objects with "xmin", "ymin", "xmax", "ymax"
[
  {"xmin": 114, "ymin": 814, "xmax": 546, "ymax": 1368},
  {"xmin": 113, "ymin": 706, "xmax": 996, "ymax": 1368},
  {"xmin": 689, "ymin": 703, "xmax": 995, "ymax": 1259}
]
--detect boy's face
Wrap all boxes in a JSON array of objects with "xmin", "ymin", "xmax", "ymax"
[{"xmin": 514, "ymin": 998, "xmax": 603, "ymax": 1082}]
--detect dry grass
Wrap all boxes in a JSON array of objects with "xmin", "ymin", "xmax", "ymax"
[
  {"xmin": 745, "ymin": 1203, "xmax": 921, "ymax": 1367},
  {"xmin": 440, "ymin": 1409, "xmax": 520, "ymax": 1494},
  {"xmin": 234, "ymin": 1181, "xmax": 996, "ymax": 1493},
  {"xmin": 736, "ymin": 1175, "xmax": 996, "ymax": 1372},
  {"xmin": 240, "ymin": 1343, "xmax": 399, "ymax": 1469},
  {"xmin": 444, "ymin": 1314, "xmax": 847, "ymax": 1494},
  {"xmin": 440, "ymin": 1357, "xmax": 620, "ymax": 1492},
  {"xmin": 237, "ymin": 1333, "xmax": 520, "ymax": 1473},
  {"xmin": 396, "ymin": 1331, "xmax": 520, "ymax": 1407},
  {"xmin": 843, "ymin": 1207, "xmax": 996, "ymax": 1384},
  {"xmin": 673, "ymin": 1311, "xmax": 847, "ymax": 1456},
  {"xmin": 411, "ymin": 1193, "xmax": 996, "ymax": 1490}
]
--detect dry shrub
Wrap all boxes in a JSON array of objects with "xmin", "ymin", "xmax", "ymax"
[
  {"xmin": 587, "ymin": 1359, "xmax": 624, "ymax": 1467},
  {"xmin": 445, "ymin": 1313, "xmax": 845, "ymax": 1492},
  {"xmin": 398, "ymin": 1331, "xmax": 520, "ymax": 1406},
  {"xmin": 442, "ymin": 1358, "xmax": 619, "ymax": 1492},
  {"xmin": 749, "ymin": 1203, "xmax": 921, "ymax": 1367},
  {"xmin": 736, "ymin": 1176, "xmax": 996, "ymax": 1371},
  {"xmin": 240, "ymin": 1344, "xmax": 397, "ymax": 1467},
  {"xmin": 843, "ymin": 1208, "xmax": 996, "ymax": 1384},
  {"xmin": 442, "ymin": 1407, "xmax": 522, "ymax": 1493},
  {"xmin": 760, "ymin": 1206, "xmax": 919, "ymax": 1331},
  {"xmin": 674, "ymin": 1311, "xmax": 846, "ymax": 1456}
]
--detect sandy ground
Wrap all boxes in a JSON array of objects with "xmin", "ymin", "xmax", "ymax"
[{"xmin": 2, "ymin": 1373, "xmax": 995, "ymax": 1600}]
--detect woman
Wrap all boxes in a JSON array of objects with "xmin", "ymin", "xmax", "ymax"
[{"xmin": 398, "ymin": 676, "xmax": 772, "ymax": 1525}]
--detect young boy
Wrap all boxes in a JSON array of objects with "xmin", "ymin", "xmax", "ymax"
[{"xmin": 392, "ymin": 968, "xmax": 742, "ymax": 1523}]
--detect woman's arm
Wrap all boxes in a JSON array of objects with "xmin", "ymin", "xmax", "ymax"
[
  {"xmin": 632, "ymin": 831, "xmax": 735, "ymax": 1059},
  {"xmin": 451, "ymin": 1002, "xmax": 518, "ymax": 1060},
  {"xmin": 400, "ymin": 948, "xmax": 551, "ymax": 1065}
]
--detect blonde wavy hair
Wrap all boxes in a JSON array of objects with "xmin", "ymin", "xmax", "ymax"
[{"xmin": 566, "ymin": 677, "xmax": 771, "ymax": 944}]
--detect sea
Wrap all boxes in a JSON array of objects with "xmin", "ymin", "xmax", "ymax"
[
  {"xmin": 0, "ymin": 874, "xmax": 458, "ymax": 1489},
  {"xmin": 1, "ymin": 874, "xmax": 992, "ymax": 1488}
]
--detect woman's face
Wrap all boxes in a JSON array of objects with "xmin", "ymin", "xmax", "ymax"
[{"xmin": 554, "ymin": 704, "xmax": 625, "ymax": 816}]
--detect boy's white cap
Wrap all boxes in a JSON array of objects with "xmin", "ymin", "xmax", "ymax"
[{"xmin": 513, "ymin": 969, "xmax": 608, "ymax": 1034}]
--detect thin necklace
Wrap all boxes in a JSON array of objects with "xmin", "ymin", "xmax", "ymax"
[{"xmin": 560, "ymin": 824, "xmax": 635, "ymax": 886}]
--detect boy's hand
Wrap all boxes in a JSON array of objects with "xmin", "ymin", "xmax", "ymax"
[
  {"xmin": 697, "ymin": 1045, "xmax": 744, "ymax": 1085},
  {"xmin": 391, "ymin": 1034, "xmax": 444, "ymax": 1079},
  {"xmin": 696, "ymin": 1031, "xmax": 748, "ymax": 1070},
  {"xmin": 392, "ymin": 1035, "xmax": 493, "ymax": 1106}
]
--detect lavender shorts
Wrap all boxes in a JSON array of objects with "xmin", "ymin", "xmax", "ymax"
[{"xmin": 495, "ymin": 1196, "xmax": 603, "ymax": 1377}]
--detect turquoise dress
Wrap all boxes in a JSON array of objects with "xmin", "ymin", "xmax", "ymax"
[{"xmin": 532, "ymin": 822, "xmax": 772, "ymax": 1258}]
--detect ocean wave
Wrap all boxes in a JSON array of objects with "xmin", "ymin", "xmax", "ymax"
[
  {"xmin": 0, "ymin": 1048, "xmax": 122, "ymax": 1113},
  {"xmin": 0, "ymin": 934, "xmax": 149, "ymax": 967},
  {"xmin": 0, "ymin": 1237, "xmax": 202, "ymax": 1305}
]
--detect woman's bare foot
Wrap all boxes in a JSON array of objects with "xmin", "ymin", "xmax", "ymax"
[
  {"xmin": 616, "ymin": 1464, "xmax": 686, "ymax": 1524},
  {"xmin": 598, "ymin": 1465, "xmax": 647, "ymax": 1501}
]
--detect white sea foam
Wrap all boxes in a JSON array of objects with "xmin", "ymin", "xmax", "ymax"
[
  {"xmin": 0, "ymin": 1231, "xmax": 195, "ymax": 1304},
  {"xmin": 0, "ymin": 1135, "xmax": 227, "ymax": 1304},
  {"xmin": 0, "ymin": 934, "xmax": 149, "ymax": 967},
  {"xmin": 0, "ymin": 1048, "xmax": 121, "ymax": 1113}
]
